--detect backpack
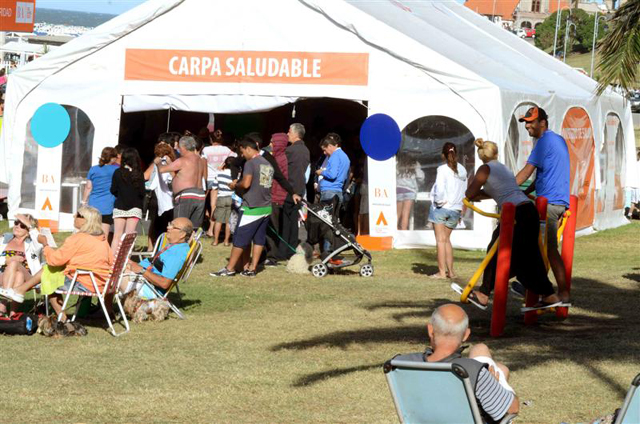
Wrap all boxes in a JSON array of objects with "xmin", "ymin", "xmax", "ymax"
[{"xmin": 0, "ymin": 313, "xmax": 37, "ymax": 335}]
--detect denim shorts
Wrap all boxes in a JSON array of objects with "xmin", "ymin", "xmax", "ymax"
[
  {"xmin": 428, "ymin": 204, "xmax": 461, "ymax": 229},
  {"xmin": 61, "ymin": 276, "xmax": 91, "ymax": 293},
  {"xmin": 397, "ymin": 191, "xmax": 416, "ymax": 201}
]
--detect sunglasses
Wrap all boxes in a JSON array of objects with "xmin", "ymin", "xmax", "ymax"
[
  {"xmin": 14, "ymin": 221, "xmax": 29, "ymax": 230},
  {"xmin": 168, "ymin": 222, "xmax": 186, "ymax": 232}
]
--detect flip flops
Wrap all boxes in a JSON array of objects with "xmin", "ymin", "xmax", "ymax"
[
  {"xmin": 451, "ymin": 283, "xmax": 488, "ymax": 311},
  {"xmin": 0, "ymin": 288, "xmax": 24, "ymax": 303},
  {"xmin": 521, "ymin": 300, "xmax": 571, "ymax": 312}
]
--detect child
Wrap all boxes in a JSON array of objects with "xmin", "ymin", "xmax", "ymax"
[{"xmin": 212, "ymin": 157, "xmax": 237, "ymax": 246}]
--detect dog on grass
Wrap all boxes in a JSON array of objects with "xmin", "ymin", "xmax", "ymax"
[
  {"xmin": 37, "ymin": 315, "xmax": 87, "ymax": 337},
  {"xmin": 123, "ymin": 292, "xmax": 170, "ymax": 323},
  {"xmin": 286, "ymin": 242, "xmax": 314, "ymax": 274}
]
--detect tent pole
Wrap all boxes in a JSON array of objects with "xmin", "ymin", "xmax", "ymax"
[{"xmin": 166, "ymin": 108, "xmax": 171, "ymax": 132}]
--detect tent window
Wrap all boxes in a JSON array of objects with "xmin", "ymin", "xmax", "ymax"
[
  {"xmin": 397, "ymin": 116, "xmax": 475, "ymax": 231},
  {"xmin": 506, "ymin": 103, "xmax": 537, "ymax": 186},
  {"xmin": 60, "ymin": 106, "xmax": 94, "ymax": 214},
  {"xmin": 19, "ymin": 122, "xmax": 39, "ymax": 210}
]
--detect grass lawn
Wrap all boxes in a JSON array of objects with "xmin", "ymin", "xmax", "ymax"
[{"xmin": 1, "ymin": 219, "xmax": 639, "ymax": 422}]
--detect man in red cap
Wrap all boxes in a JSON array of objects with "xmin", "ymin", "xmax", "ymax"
[{"xmin": 515, "ymin": 106, "xmax": 570, "ymax": 303}]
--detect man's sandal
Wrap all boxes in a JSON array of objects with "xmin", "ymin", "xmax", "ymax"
[
  {"xmin": 451, "ymin": 283, "xmax": 488, "ymax": 311},
  {"xmin": 521, "ymin": 301, "xmax": 571, "ymax": 313}
]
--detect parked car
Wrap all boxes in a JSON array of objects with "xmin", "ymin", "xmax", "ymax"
[
  {"xmin": 525, "ymin": 28, "xmax": 536, "ymax": 38},
  {"xmin": 629, "ymin": 91, "xmax": 640, "ymax": 113},
  {"xmin": 515, "ymin": 28, "xmax": 527, "ymax": 38}
]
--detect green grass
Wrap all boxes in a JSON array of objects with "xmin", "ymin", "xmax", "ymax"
[
  {"xmin": 1, "ymin": 220, "xmax": 640, "ymax": 422},
  {"xmin": 565, "ymin": 52, "xmax": 640, "ymax": 86}
]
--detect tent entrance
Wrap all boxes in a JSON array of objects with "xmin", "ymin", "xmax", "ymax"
[
  {"xmin": 117, "ymin": 97, "xmax": 368, "ymax": 230},
  {"xmin": 118, "ymin": 97, "xmax": 368, "ymax": 164}
]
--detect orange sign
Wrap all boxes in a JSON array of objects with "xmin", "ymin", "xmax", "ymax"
[
  {"xmin": 41, "ymin": 197, "xmax": 52, "ymax": 211},
  {"xmin": 0, "ymin": 0, "xmax": 35, "ymax": 33},
  {"xmin": 376, "ymin": 212, "xmax": 388, "ymax": 226},
  {"xmin": 562, "ymin": 107, "xmax": 595, "ymax": 230},
  {"xmin": 124, "ymin": 49, "xmax": 369, "ymax": 86}
]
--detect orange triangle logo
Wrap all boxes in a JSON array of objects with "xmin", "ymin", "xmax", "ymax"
[
  {"xmin": 376, "ymin": 211, "xmax": 388, "ymax": 226},
  {"xmin": 42, "ymin": 197, "xmax": 53, "ymax": 211}
]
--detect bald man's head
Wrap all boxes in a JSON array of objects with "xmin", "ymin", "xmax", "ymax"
[
  {"xmin": 167, "ymin": 217, "xmax": 193, "ymax": 243},
  {"xmin": 429, "ymin": 304, "xmax": 470, "ymax": 344}
]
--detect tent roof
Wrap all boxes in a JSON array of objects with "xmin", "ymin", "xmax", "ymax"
[{"xmin": 0, "ymin": 41, "xmax": 53, "ymax": 54}]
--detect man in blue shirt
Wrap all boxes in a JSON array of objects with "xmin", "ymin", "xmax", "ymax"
[
  {"xmin": 316, "ymin": 132, "xmax": 351, "ymax": 204},
  {"xmin": 125, "ymin": 217, "xmax": 192, "ymax": 299},
  {"xmin": 515, "ymin": 106, "xmax": 570, "ymax": 303},
  {"xmin": 315, "ymin": 133, "xmax": 350, "ymax": 255}
]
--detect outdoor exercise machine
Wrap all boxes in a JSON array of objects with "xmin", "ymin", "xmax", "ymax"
[{"xmin": 456, "ymin": 195, "xmax": 578, "ymax": 337}]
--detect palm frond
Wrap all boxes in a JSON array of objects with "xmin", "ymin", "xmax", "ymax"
[{"xmin": 595, "ymin": 0, "xmax": 640, "ymax": 95}]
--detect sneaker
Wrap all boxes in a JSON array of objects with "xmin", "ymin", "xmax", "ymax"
[
  {"xmin": 263, "ymin": 259, "xmax": 279, "ymax": 267},
  {"xmin": 510, "ymin": 281, "xmax": 526, "ymax": 299},
  {"xmin": 240, "ymin": 269, "xmax": 256, "ymax": 277},
  {"xmin": 210, "ymin": 268, "xmax": 236, "ymax": 277}
]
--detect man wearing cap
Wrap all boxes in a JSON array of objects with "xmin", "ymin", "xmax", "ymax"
[{"xmin": 515, "ymin": 106, "xmax": 570, "ymax": 303}]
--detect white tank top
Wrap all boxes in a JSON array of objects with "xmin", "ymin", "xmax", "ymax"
[{"xmin": 483, "ymin": 161, "xmax": 530, "ymax": 209}]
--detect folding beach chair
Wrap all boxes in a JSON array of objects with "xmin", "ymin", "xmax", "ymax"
[
  {"xmin": 133, "ymin": 235, "xmax": 202, "ymax": 319},
  {"xmin": 130, "ymin": 232, "xmax": 167, "ymax": 262},
  {"xmin": 55, "ymin": 232, "xmax": 137, "ymax": 337},
  {"xmin": 615, "ymin": 373, "xmax": 640, "ymax": 424},
  {"xmin": 383, "ymin": 355, "xmax": 517, "ymax": 424}
]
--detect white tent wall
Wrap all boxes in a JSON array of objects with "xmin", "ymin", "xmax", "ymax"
[{"xmin": 0, "ymin": 0, "xmax": 634, "ymax": 245}]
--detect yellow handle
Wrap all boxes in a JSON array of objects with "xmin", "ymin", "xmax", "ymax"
[
  {"xmin": 557, "ymin": 210, "xmax": 570, "ymax": 241},
  {"xmin": 463, "ymin": 198, "xmax": 501, "ymax": 219},
  {"xmin": 461, "ymin": 237, "xmax": 499, "ymax": 302}
]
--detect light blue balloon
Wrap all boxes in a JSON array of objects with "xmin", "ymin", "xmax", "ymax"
[{"xmin": 30, "ymin": 103, "xmax": 71, "ymax": 148}]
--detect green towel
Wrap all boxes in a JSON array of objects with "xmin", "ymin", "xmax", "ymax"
[{"xmin": 40, "ymin": 265, "xmax": 66, "ymax": 295}]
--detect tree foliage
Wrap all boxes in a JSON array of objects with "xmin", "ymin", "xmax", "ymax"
[
  {"xmin": 535, "ymin": 9, "xmax": 606, "ymax": 55},
  {"xmin": 596, "ymin": 0, "xmax": 640, "ymax": 94}
]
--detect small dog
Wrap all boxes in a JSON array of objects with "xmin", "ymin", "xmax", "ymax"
[
  {"xmin": 37, "ymin": 315, "xmax": 87, "ymax": 337},
  {"xmin": 132, "ymin": 298, "xmax": 170, "ymax": 323},
  {"xmin": 286, "ymin": 242, "xmax": 313, "ymax": 274},
  {"xmin": 124, "ymin": 291, "xmax": 170, "ymax": 323}
]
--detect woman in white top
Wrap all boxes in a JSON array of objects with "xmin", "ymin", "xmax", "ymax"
[
  {"xmin": 428, "ymin": 143, "xmax": 467, "ymax": 279},
  {"xmin": 464, "ymin": 139, "xmax": 564, "ymax": 310},
  {"xmin": 0, "ymin": 214, "xmax": 44, "ymax": 315},
  {"xmin": 396, "ymin": 153, "xmax": 425, "ymax": 231}
]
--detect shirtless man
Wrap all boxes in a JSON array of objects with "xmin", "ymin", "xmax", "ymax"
[{"xmin": 156, "ymin": 136, "xmax": 207, "ymax": 228}]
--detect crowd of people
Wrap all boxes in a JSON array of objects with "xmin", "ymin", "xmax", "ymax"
[{"xmin": 0, "ymin": 103, "xmax": 625, "ymax": 421}]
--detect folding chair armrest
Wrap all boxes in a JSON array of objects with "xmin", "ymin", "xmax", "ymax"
[{"xmin": 130, "ymin": 251, "xmax": 153, "ymax": 260}]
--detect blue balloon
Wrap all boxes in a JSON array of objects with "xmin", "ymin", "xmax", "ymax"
[
  {"xmin": 30, "ymin": 103, "xmax": 71, "ymax": 148},
  {"xmin": 359, "ymin": 113, "xmax": 401, "ymax": 161}
]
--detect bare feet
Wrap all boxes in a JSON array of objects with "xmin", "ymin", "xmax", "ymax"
[
  {"xmin": 429, "ymin": 273, "xmax": 448, "ymax": 279},
  {"xmin": 474, "ymin": 291, "xmax": 490, "ymax": 306}
]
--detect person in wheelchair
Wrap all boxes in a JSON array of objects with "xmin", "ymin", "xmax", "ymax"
[{"xmin": 123, "ymin": 217, "xmax": 192, "ymax": 299}]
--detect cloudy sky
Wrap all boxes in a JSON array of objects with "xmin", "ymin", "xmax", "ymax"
[{"xmin": 37, "ymin": 0, "xmax": 147, "ymax": 15}]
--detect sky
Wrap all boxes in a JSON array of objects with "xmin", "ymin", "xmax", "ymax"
[{"xmin": 37, "ymin": 0, "xmax": 147, "ymax": 15}]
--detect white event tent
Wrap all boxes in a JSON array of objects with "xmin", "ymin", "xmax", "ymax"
[{"xmin": 0, "ymin": 0, "xmax": 635, "ymax": 249}]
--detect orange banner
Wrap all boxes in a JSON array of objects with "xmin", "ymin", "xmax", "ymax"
[
  {"xmin": 125, "ymin": 49, "xmax": 369, "ymax": 86},
  {"xmin": 562, "ymin": 107, "xmax": 595, "ymax": 230},
  {"xmin": 0, "ymin": 0, "xmax": 35, "ymax": 33}
]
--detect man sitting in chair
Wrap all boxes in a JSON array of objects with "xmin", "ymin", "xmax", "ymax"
[
  {"xmin": 424, "ymin": 304, "xmax": 519, "ymax": 422},
  {"xmin": 124, "ymin": 217, "xmax": 192, "ymax": 299}
]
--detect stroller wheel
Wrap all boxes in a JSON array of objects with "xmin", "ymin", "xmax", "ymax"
[
  {"xmin": 360, "ymin": 264, "xmax": 374, "ymax": 277},
  {"xmin": 311, "ymin": 263, "xmax": 328, "ymax": 278}
]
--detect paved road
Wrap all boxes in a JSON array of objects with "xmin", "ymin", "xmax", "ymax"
[{"xmin": 633, "ymin": 113, "xmax": 639, "ymax": 129}]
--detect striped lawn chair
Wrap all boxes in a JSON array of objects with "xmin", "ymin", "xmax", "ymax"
[{"xmin": 56, "ymin": 232, "xmax": 137, "ymax": 337}]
